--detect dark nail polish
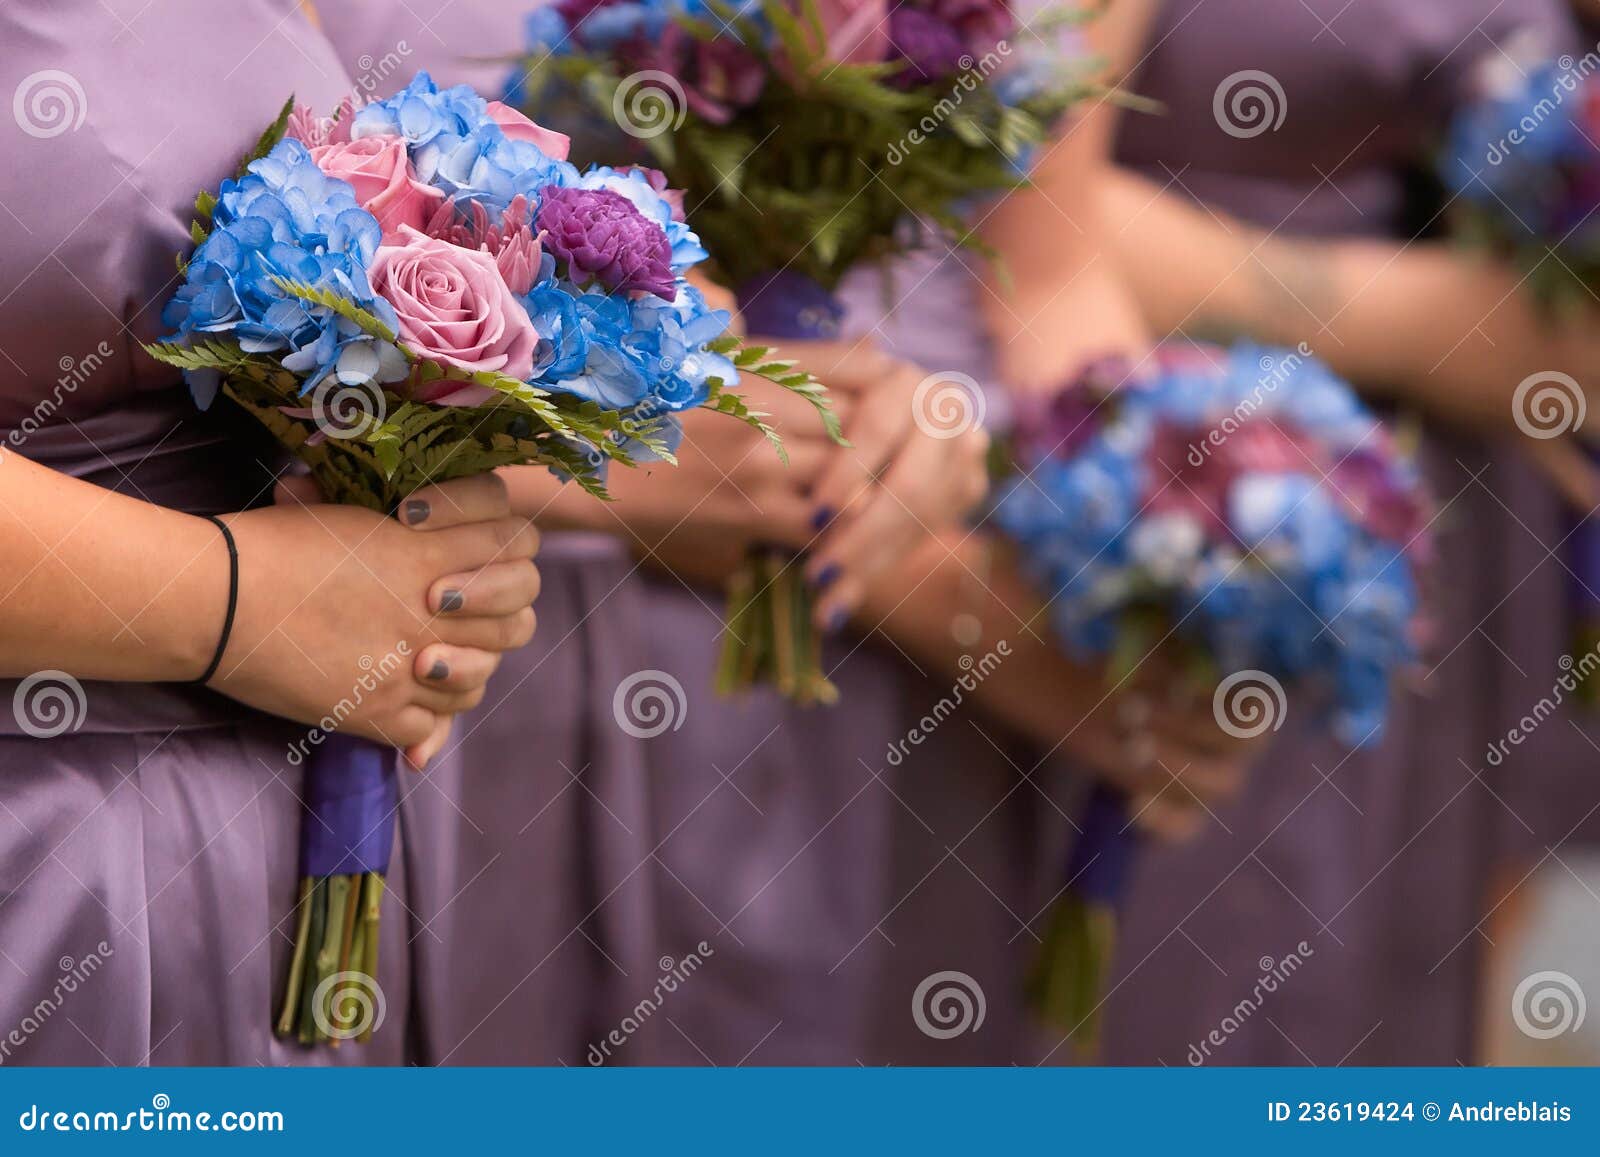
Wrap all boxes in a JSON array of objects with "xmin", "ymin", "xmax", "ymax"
[
  {"xmin": 810, "ymin": 563, "xmax": 841, "ymax": 591},
  {"xmin": 439, "ymin": 589, "xmax": 465, "ymax": 613},
  {"xmin": 823, "ymin": 608, "xmax": 849, "ymax": 636},
  {"xmin": 811, "ymin": 506, "xmax": 835, "ymax": 531},
  {"xmin": 404, "ymin": 499, "xmax": 430, "ymax": 526},
  {"xmin": 426, "ymin": 659, "xmax": 449, "ymax": 681}
]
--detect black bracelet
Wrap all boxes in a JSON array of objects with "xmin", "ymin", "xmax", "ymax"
[{"xmin": 194, "ymin": 514, "xmax": 239, "ymax": 686}]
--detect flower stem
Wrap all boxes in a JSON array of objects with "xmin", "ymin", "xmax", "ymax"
[
  {"xmin": 358, "ymin": 873, "xmax": 384, "ymax": 1044},
  {"xmin": 276, "ymin": 877, "xmax": 314, "ymax": 1039}
]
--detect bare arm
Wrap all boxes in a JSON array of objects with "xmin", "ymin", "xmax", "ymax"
[
  {"xmin": 1095, "ymin": 162, "xmax": 1600, "ymax": 504},
  {"xmin": 0, "ymin": 451, "xmax": 225, "ymax": 681}
]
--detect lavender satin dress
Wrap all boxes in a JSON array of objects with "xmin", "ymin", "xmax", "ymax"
[
  {"xmin": 317, "ymin": 0, "xmax": 663, "ymax": 1065},
  {"xmin": 1099, "ymin": 0, "xmax": 1581, "ymax": 1066},
  {"xmin": 0, "ymin": 0, "xmax": 414, "ymax": 1065}
]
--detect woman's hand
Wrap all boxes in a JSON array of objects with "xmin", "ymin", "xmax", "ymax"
[
  {"xmin": 216, "ymin": 473, "xmax": 541, "ymax": 768},
  {"xmin": 777, "ymin": 339, "xmax": 992, "ymax": 630},
  {"xmin": 507, "ymin": 369, "xmax": 849, "ymax": 582},
  {"xmin": 1065, "ymin": 674, "xmax": 1258, "ymax": 844}
]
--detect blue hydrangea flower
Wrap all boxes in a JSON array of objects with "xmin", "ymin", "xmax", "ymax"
[
  {"xmin": 162, "ymin": 139, "xmax": 403, "ymax": 406},
  {"xmin": 351, "ymin": 70, "xmax": 492, "ymax": 148},
  {"xmin": 993, "ymin": 342, "xmax": 1427, "ymax": 746}
]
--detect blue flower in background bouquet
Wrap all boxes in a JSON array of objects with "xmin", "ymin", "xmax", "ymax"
[
  {"xmin": 148, "ymin": 73, "xmax": 831, "ymax": 1048},
  {"xmin": 994, "ymin": 342, "xmax": 1431, "ymax": 1045},
  {"xmin": 1439, "ymin": 53, "xmax": 1600, "ymax": 695},
  {"xmin": 510, "ymin": 0, "xmax": 1097, "ymax": 703}
]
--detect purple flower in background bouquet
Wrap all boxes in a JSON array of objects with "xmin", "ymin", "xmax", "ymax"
[
  {"xmin": 147, "ymin": 73, "xmax": 829, "ymax": 1047},
  {"xmin": 993, "ymin": 342, "xmax": 1431, "ymax": 1046},
  {"xmin": 512, "ymin": 0, "xmax": 1096, "ymax": 702},
  {"xmin": 1439, "ymin": 54, "xmax": 1600, "ymax": 697}
]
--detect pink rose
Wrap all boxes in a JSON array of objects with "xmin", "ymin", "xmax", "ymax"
[
  {"xmin": 310, "ymin": 135, "xmax": 444, "ymax": 241},
  {"xmin": 371, "ymin": 226, "xmax": 539, "ymax": 394},
  {"xmin": 485, "ymin": 101, "xmax": 572, "ymax": 161}
]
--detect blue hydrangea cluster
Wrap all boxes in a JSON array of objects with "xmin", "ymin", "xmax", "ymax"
[
  {"xmin": 993, "ymin": 343, "xmax": 1428, "ymax": 746},
  {"xmin": 1440, "ymin": 58, "xmax": 1600, "ymax": 259},
  {"xmin": 161, "ymin": 138, "xmax": 403, "ymax": 407},
  {"xmin": 164, "ymin": 71, "xmax": 736, "ymax": 440}
]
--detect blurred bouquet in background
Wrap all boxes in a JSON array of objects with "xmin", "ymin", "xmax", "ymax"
[
  {"xmin": 1439, "ymin": 54, "xmax": 1600, "ymax": 307},
  {"xmin": 147, "ymin": 72, "xmax": 825, "ymax": 1047},
  {"xmin": 512, "ymin": 0, "xmax": 1096, "ymax": 702},
  {"xmin": 1439, "ymin": 53, "xmax": 1600, "ymax": 690},
  {"xmin": 993, "ymin": 342, "xmax": 1431, "ymax": 1044}
]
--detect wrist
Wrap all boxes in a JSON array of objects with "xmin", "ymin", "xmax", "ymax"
[{"xmin": 159, "ymin": 508, "xmax": 234, "ymax": 682}]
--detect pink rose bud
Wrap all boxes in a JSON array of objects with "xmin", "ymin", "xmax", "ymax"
[
  {"xmin": 310, "ymin": 135, "xmax": 445, "ymax": 242},
  {"xmin": 371, "ymin": 225, "xmax": 541, "ymax": 391}
]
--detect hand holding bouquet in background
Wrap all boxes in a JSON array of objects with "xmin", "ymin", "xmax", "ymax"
[{"xmin": 514, "ymin": 0, "xmax": 1093, "ymax": 701}]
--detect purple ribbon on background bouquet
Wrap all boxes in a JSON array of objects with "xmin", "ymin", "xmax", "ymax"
[{"xmin": 735, "ymin": 270, "xmax": 844, "ymax": 341}]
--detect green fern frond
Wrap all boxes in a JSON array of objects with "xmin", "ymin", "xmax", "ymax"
[{"xmin": 270, "ymin": 278, "xmax": 403, "ymax": 344}]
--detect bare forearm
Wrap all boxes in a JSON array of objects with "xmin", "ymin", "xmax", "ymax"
[
  {"xmin": 859, "ymin": 531, "xmax": 1108, "ymax": 748},
  {"xmin": 0, "ymin": 454, "xmax": 225, "ymax": 681},
  {"xmin": 1098, "ymin": 167, "xmax": 1566, "ymax": 425}
]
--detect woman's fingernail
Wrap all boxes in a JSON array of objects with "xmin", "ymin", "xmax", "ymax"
[
  {"xmin": 809, "ymin": 563, "xmax": 841, "ymax": 591},
  {"xmin": 404, "ymin": 499, "xmax": 430, "ymax": 526},
  {"xmin": 426, "ymin": 659, "xmax": 449, "ymax": 681},
  {"xmin": 823, "ymin": 608, "xmax": 849, "ymax": 636},
  {"xmin": 439, "ymin": 589, "xmax": 465, "ymax": 613},
  {"xmin": 811, "ymin": 506, "xmax": 835, "ymax": 531}
]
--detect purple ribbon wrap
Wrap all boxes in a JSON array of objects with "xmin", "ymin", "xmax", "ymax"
[
  {"xmin": 1064, "ymin": 782, "xmax": 1136, "ymax": 905},
  {"xmin": 298, "ymin": 732, "xmax": 399, "ymax": 878}
]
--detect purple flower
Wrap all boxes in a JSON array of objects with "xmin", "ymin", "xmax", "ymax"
[
  {"xmin": 889, "ymin": 0, "xmax": 1015, "ymax": 82},
  {"xmin": 536, "ymin": 185, "xmax": 676, "ymax": 299},
  {"xmin": 889, "ymin": 9, "xmax": 969, "ymax": 82}
]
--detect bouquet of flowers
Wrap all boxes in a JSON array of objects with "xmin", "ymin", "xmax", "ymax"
[
  {"xmin": 1439, "ymin": 55, "xmax": 1600, "ymax": 692},
  {"xmin": 512, "ymin": 0, "xmax": 1097, "ymax": 702},
  {"xmin": 993, "ymin": 342, "xmax": 1430, "ymax": 1046},
  {"xmin": 146, "ymin": 72, "xmax": 827, "ymax": 1046}
]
